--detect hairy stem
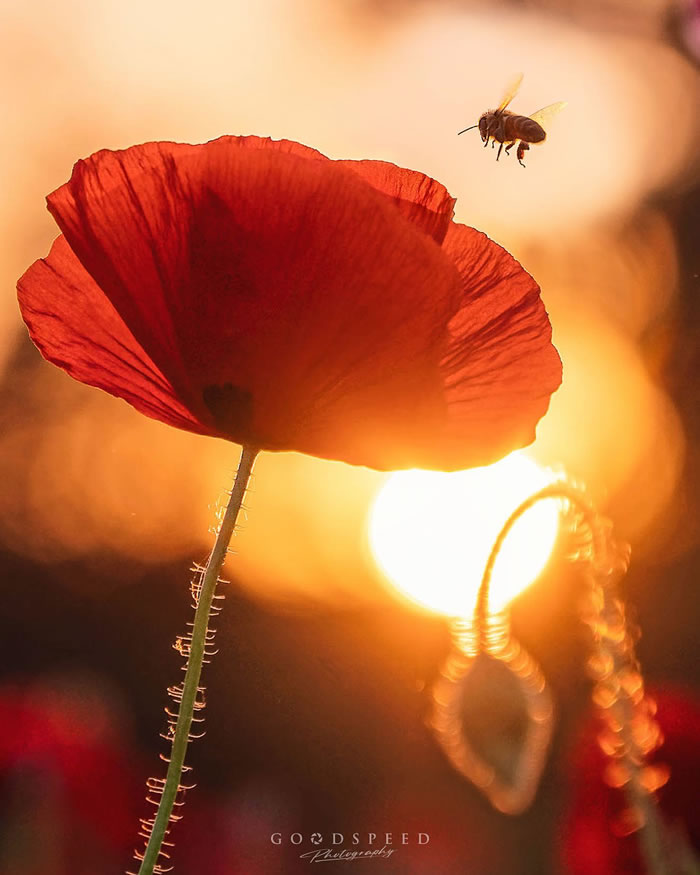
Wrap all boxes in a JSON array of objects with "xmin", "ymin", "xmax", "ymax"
[{"xmin": 135, "ymin": 445, "xmax": 258, "ymax": 875}]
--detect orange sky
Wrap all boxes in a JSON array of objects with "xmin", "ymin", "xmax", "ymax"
[{"xmin": 1, "ymin": 0, "xmax": 698, "ymax": 610}]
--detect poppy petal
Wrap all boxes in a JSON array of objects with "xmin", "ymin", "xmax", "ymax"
[
  {"xmin": 435, "ymin": 224, "xmax": 562, "ymax": 467},
  {"xmin": 201, "ymin": 137, "xmax": 457, "ymax": 244},
  {"xmin": 17, "ymin": 235, "xmax": 203, "ymax": 435},
  {"xmin": 333, "ymin": 158, "xmax": 456, "ymax": 244},
  {"xmin": 45, "ymin": 138, "xmax": 464, "ymax": 466},
  {"xmin": 46, "ymin": 141, "xmax": 203, "ymax": 411}
]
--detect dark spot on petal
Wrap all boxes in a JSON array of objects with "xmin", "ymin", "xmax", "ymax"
[{"xmin": 202, "ymin": 383, "xmax": 253, "ymax": 435}]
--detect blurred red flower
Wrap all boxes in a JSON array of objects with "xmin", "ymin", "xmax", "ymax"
[
  {"xmin": 0, "ymin": 680, "xmax": 304, "ymax": 875},
  {"xmin": 560, "ymin": 688, "xmax": 700, "ymax": 875},
  {"xmin": 0, "ymin": 679, "xmax": 142, "ymax": 874},
  {"xmin": 18, "ymin": 136, "xmax": 560, "ymax": 471}
]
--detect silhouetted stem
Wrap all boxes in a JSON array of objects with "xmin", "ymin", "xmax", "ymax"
[{"xmin": 136, "ymin": 445, "xmax": 258, "ymax": 875}]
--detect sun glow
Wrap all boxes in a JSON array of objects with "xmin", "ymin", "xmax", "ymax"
[{"xmin": 368, "ymin": 452, "xmax": 561, "ymax": 618}]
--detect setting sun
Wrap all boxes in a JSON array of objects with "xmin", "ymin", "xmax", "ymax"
[{"xmin": 368, "ymin": 452, "xmax": 561, "ymax": 618}]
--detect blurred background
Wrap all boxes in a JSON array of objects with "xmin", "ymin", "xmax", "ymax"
[{"xmin": 1, "ymin": 0, "xmax": 699, "ymax": 872}]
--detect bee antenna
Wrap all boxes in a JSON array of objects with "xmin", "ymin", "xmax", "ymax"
[{"xmin": 457, "ymin": 124, "xmax": 479, "ymax": 135}]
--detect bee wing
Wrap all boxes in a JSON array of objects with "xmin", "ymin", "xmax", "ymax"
[
  {"xmin": 497, "ymin": 73, "xmax": 524, "ymax": 111},
  {"xmin": 528, "ymin": 101, "xmax": 567, "ymax": 130}
]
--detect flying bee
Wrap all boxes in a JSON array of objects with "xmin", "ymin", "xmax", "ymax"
[{"xmin": 458, "ymin": 74, "xmax": 566, "ymax": 166}]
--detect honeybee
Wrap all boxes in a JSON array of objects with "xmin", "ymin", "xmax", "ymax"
[{"xmin": 458, "ymin": 74, "xmax": 566, "ymax": 166}]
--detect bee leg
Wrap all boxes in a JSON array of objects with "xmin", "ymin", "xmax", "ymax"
[
  {"xmin": 517, "ymin": 141, "xmax": 530, "ymax": 167},
  {"xmin": 496, "ymin": 142, "xmax": 504, "ymax": 161},
  {"xmin": 505, "ymin": 141, "xmax": 515, "ymax": 156},
  {"xmin": 483, "ymin": 136, "xmax": 489, "ymax": 149}
]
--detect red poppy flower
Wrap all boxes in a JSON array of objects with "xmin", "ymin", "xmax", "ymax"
[
  {"xmin": 17, "ymin": 136, "xmax": 560, "ymax": 471},
  {"xmin": 0, "ymin": 681, "xmax": 142, "ymax": 872}
]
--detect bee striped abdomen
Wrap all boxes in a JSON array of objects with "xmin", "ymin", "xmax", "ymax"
[{"xmin": 505, "ymin": 115, "xmax": 546, "ymax": 144}]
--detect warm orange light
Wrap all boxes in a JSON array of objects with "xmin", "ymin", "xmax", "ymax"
[{"xmin": 368, "ymin": 452, "xmax": 560, "ymax": 618}]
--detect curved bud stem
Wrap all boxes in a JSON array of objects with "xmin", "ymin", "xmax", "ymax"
[
  {"xmin": 473, "ymin": 482, "xmax": 671, "ymax": 875},
  {"xmin": 133, "ymin": 445, "xmax": 258, "ymax": 875}
]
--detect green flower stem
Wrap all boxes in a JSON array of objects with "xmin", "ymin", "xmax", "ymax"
[{"xmin": 137, "ymin": 445, "xmax": 258, "ymax": 875}]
